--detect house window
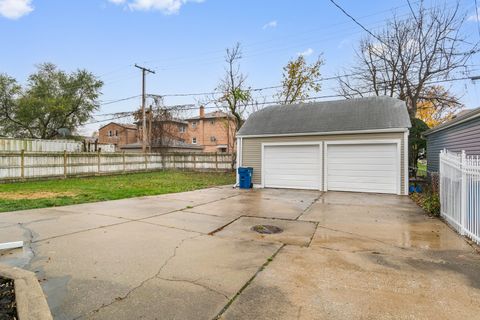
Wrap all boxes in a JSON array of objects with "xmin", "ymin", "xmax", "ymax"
[
  {"xmin": 219, "ymin": 147, "xmax": 227, "ymax": 153},
  {"xmin": 191, "ymin": 121, "xmax": 197, "ymax": 129},
  {"xmin": 178, "ymin": 125, "xmax": 186, "ymax": 133},
  {"xmin": 115, "ymin": 130, "xmax": 118, "ymax": 136},
  {"xmin": 108, "ymin": 130, "xmax": 112, "ymax": 137},
  {"xmin": 210, "ymin": 119, "xmax": 215, "ymax": 125},
  {"xmin": 210, "ymin": 136, "xmax": 216, "ymax": 142},
  {"xmin": 192, "ymin": 137, "xmax": 197, "ymax": 144}
]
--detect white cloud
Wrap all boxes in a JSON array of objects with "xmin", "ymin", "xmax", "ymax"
[
  {"xmin": 297, "ymin": 48, "xmax": 314, "ymax": 57},
  {"xmin": 262, "ymin": 20, "xmax": 277, "ymax": 30},
  {"xmin": 109, "ymin": 0, "xmax": 204, "ymax": 14},
  {"xmin": 468, "ymin": 10, "xmax": 480, "ymax": 22},
  {"xmin": 0, "ymin": 0, "xmax": 33, "ymax": 19}
]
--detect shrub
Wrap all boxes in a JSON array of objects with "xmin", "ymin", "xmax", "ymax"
[{"xmin": 410, "ymin": 191, "xmax": 440, "ymax": 217}]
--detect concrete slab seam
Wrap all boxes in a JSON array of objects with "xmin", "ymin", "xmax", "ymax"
[{"xmin": 212, "ymin": 244, "xmax": 285, "ymax": 320}]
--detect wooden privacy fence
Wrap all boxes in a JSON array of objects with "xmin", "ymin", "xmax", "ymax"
[
  {"xmin": 439, "ymin": 149, "xmax": 480, "ymax": 245},
  {"xmin": 0, "ymin": 151, "xmax": 234, "ymax": 182},
  {"xmin": 0, "ymin": 137, "xmax": 115, "ymax": 153}
]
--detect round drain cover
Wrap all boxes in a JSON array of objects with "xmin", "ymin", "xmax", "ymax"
[{"xmin": 251, "ymin": 225, "xmax": 283, "ymax": 234}]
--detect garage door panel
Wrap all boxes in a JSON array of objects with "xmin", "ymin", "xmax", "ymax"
[
  {"xmin": 328, "ymin": 163, "xmax": 396, "ymax": 171},
  {"xmin": 264, "ymin": 144, "xmax": 321, "ymax": 190},
  {"xmin": 327, "ymin": 170, "xmax": 396, "ymax": 178},
  {"xmin": 328, "ymin": 157, "xmax": 396, "ymax": 164},
  {"xmin": 328, "ymin": 176, "xmax": 396, "ymax": 184},
  {"xmin": 327, "ymin": 143, "xmax": 398, "ymax": 194}
]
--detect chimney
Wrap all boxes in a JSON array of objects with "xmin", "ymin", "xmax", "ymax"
[{"xmin": 199, "ymin": 106, "xmax": 205, "ymax": 118}]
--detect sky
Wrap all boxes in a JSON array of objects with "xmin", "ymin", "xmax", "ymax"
[{"xmin": 1, "ymin": 0, "xmax": 480, "ymax": 136}]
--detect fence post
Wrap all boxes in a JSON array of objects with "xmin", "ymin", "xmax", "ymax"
[
  {"xmin": 63, "ymin": 150, "xmax": 67, "ymax": 178},
  {"xmin": 97, "ymin": 150, "xmax": 101, "ymax": 174},
  {"xmin": 145, "ymin": 153, "xmax": 148, "ymax": 171},
  {"xmin": 173, "ymin": 154, "xmax": 176, "ymax": 170},
  {"xmin": 20, "ymin": 149, "xmax": 25, "ymax": 179},
  {"xmin": 461, "ymin": 150, "xmax": 467, "ymax": 235},
  {"xmin": 193, "ymin": 153, "xmax": 196, "ymax": 170},
  {"xmin": 123, "ymin": 151, "xmax": 126, "ymax": 173},
  {"xmin": 215, "ymin": 153, "xmax": 218, "ymax": 172}
]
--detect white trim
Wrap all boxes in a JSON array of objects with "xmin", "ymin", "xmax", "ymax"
[
  {"xmin": 261, "ymin": 142, "xmax": 323, "ymax": 191},
  {"xmin": 404, "ymin": 131, "xmax": 409, "ymax": 195},
  {"xmin": 238, "ymin": 128, "xmax": 408, "ymax": 138},
  {"xmin": 235, "ymin": 137, "xmax": 241, "ymax": 186},
  {"xmin": 324, "ymin": 139, "xmax": 402, "ymax": 195}
]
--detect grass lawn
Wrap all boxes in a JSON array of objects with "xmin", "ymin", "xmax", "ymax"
[{"xmin": 0, "ymin": 170, "xmax": 235, "ymax": 212}]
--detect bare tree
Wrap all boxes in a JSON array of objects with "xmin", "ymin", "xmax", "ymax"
[
  {"xmin": 213, "ymin": 43, "xmax": 252, "ymax": 168},
  {"xmin": 215, "ymin": 43, "xmax": 251, "ymax": 132},
  {"xmin": 277, "ymin": 54, "xmax": 324, "ymax": 104},
  {"xmin": 134, "ymin": 97, "xmax": 189, "ymax": 152},
  {"xmin": 338, "ymin": 1, "xmax": 475, "ymax": 119}
]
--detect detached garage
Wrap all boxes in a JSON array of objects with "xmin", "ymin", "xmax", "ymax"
[{"xmin": 236, "ymin": 96, "xmax": 411, "ymax": 195}]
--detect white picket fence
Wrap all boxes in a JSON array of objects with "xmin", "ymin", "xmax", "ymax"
[
  {"xmin": 0, "ymin": 152, "xmax": 234, "ymax": 182},
  {"xmin": 439, "ymin": 149, "xmax": 480, "ymax": 244}
]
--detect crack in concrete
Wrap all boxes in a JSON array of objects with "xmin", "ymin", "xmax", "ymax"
[
  {"xmin": 314, "ymin": 224, "xmax": 409, "ymax": 251},
  {"xmin": 78, "ymin": 233, "xmax": 201, "ymax": 319},
  {"xmin": 295, "ymin": 193, "xmax": 323, "ymax": 220},
  {"xmin": 157, "ymin": 277, "xmax": 229, "ymax": 300},
  {"xmin": 16, "ymin": 222, "xmax": 37, "ymax": 268},
  {"xmin": 212, "ymin": 244, "xmax": 286, "ymax": 320}
]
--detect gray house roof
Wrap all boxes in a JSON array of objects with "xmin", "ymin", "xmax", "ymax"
[
  {"xmin": 423, "ymin": 107, "xmax": 480, "ymax": 136},
  {"xmin": 237, "ymin": 96, "xmax": 411, "ymax": 137}
]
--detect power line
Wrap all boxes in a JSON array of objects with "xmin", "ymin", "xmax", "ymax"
[
  {"xmin": 98, "ymin": 95, "xmax": 141, "ymax": 106},
  {"xmin": 328, "ymin": 0, "xmax": 386, "ymax": 44}
]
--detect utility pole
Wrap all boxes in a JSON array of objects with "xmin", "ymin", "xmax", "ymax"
[{"xmin": 135, "ymin": 64, "xmax": 156, "ymax": 153}]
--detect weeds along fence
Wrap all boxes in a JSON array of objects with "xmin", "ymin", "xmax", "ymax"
[
  {"xmin": 439, "ymin": 149, "xmax": 480, "ymax": 245},
  {"xmin": 0, "ymin": 151, "xmax": 234, "ymax": 182}
]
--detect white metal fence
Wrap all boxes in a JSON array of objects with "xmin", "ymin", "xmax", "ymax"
[
  {"xmin": 0, "ymin": 137, "xmax": 115, "ymax": 153},
  {"xmin": 439, "ymin": 149, "xmax": 480, "ymax": 244},
  {"xmin": 0, "ymin": 152, "xmax": 233, "ymax": 182}
]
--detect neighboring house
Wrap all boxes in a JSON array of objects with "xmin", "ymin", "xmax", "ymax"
[
  {"xmin": 98, "ymin": 122, "xmax": 138, "ymax": 150},
  {"xmin": 237, "ymin": 96, "xmax": 411, "ymax": 195},
  {"xmin": 423, "ymin": 108, "xmax": 480, "ymax": 173},
  {"xmin": 137, "ymin": 118, "xmax": 189, "ymax": 147},
  {"xmin": 186, "ymin": 106, "xmax": 236, "ymax": 153}
]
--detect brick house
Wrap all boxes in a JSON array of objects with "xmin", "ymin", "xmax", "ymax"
[
  {"xmin": 98, "ymin": 122, "xmax": 138, "ymax": 150},
  {"xmin": 186, "ymin": 106, "xmax": 236, "ymax": 153}
]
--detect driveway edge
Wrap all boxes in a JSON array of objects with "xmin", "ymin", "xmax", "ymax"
[{"xmin": 0, "ymin": 263, "xmax": 53, "ymax": 320}]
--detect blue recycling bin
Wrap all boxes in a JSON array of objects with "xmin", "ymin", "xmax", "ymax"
[{"xmin": 238, "ymin": 167, "xmax": 253, "ymax": 189}]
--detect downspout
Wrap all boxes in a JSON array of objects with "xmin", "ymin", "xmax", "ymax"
[{"xmin": 234, "ymin": 137, "xmax": 242, "ymax": 188}]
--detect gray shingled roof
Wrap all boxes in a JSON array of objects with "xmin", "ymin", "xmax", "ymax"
[
  {"xmin": 423, "ymin": 107, "xmax": 480, "ymax": 136},
  {"xmin": 237, "ymin": 96, "xmax": 411, "ymax": 136}
]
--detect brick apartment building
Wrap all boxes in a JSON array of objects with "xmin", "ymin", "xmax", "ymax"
[
  {"xmin": 97, "ymin": 107, "xmax": 236, "ymax": 153},
  {"xmin": 186, "ymin": 106, "xmax": 236, "ymax": 153},
  {"xmin": 98, "ymin": 122, "xmax": 138, "ymax": 150}
]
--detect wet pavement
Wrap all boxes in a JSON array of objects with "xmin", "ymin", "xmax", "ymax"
[{"xmin": 1, "ymin": 187, "xmax": 479, "ymax": 319}]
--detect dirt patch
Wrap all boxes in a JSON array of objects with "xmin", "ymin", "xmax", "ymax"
[
  {"xmin": 0, "ymin": 276, "xmax": 17, "ymax": 319},
  {"xmin": 0, "ymin": 192, "xmax": 77, "ymax": 200}
]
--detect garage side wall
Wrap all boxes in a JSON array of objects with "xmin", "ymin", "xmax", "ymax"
[{"xmin": 241, "ymin": 132, "xmax": 407, "ymax": 194}]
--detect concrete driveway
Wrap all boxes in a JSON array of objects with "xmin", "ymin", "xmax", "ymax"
[{"xmin": 1, "ymin": 187, "xmax": 479, "ymax": 319}]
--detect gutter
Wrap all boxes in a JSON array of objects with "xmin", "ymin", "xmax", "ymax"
[{"xmin": 237, "ymin": 128, "xmax": 409, "ymax": 138}]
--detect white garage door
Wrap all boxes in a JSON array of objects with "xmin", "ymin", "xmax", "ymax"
[
  {"xmin": 327, "ymin": 143, "xmax": 398, "ymax": 194},
  {"xmin": 264, "ymin": 144, "xmax": 321, "ymax": 190}
]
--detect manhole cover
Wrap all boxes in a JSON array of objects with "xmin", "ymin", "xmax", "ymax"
[{"xmin": 251, "ymin": 225, "xmax": 283, "ymax": 234}]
